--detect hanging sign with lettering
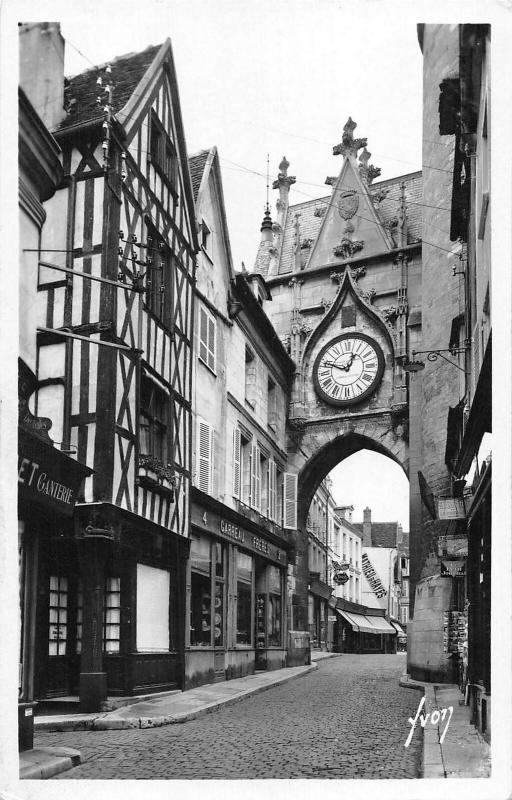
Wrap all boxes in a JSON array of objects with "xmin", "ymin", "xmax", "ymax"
[{"xmin": 18, "ymin": 428, "xmax": 92, "ymax": 517}]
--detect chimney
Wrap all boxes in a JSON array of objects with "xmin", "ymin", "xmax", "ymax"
[
  {"xmin": 362, "ymin": 506, "xmax": 372, "ymax": 547},
  {"xmin": 19, "ymin": 22, "xmax": 66, "ymax": 130}
]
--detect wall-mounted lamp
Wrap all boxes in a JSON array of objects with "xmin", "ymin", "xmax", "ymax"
[{"xmin": 403, "ymin": 348, "xmax": 466, "ymax": 374}]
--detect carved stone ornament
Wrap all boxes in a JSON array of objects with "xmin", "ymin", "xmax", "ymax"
[
  {"xmin": 330, "ymin": 270, "xmax": 345, "ymax": 284},
  {"xmin": 268, "ymin": 246, "xmax": 278, "ymax": 256},
  {"xmin": 372, "ymin": 188, "xmax": 389, "ymax": 204},
  {"xmin": 333, "ymin": 237, "xmax": 364, "ymax": 259},
  {"xmin": 325, "ymin": 176, "xmax": 337, "ymax": 186},
  {"xmin": 314, "ymin": 206, "xmax": 326, "ymax": 217},
  {"xmin": 381, "ymin": 306, "xmax": 399, "ymax": 323},
  {"xmin": 338, "ymin": 189, "xmax": 359, "ymax": 220},
  {"xmin": 333, "ymin": 117, "xmax": 368, "ymax": 158},
  {"xmin": 367, "ymin": 165, "xmax": 382, "ymax": 184},
  {"xmin": 319, "ymin": 297, "xmax": 333, "ymax": 311},
  {"xmin": 301, "ymin": 238, "xmax": 313, "ymax": 249},
  {"xmin": 287, "ymin": 417, "xmax": 308, "ymax": 432},
  {"xmin": 360, "ymin": 288, "xmax": 376, "ymax": 304},
  {"xmin": 351, "ymin": 266, "xmax": 367, "ymax": 282}
]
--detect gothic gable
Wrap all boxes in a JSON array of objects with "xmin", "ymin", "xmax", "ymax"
[{"xmin": 306, "ymin": 155, "xmax": 393, "ymax": 271}]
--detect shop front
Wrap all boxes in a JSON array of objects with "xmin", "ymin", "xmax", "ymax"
[
  {"xmin": 308, "ymin": 576, "xmax": 332, "ymax": 650},
  {"xmin": 33, "ymin": 501, "xmax": 190, "ymax": 713},
  {"xmin": 18, "ymin": 411, "xmax": 92, "ymax": 749},
  {"xmin": 187, "ymin": 490, "xmax": 288, "ymax": 688},
  {"xmin": 333, "ymin": 599, "xmax": 396, "ymax": 654}
]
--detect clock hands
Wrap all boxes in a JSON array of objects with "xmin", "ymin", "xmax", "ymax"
[{"xmin": 323, "ymin": 353, "xmax": 355, "ymax": 372}]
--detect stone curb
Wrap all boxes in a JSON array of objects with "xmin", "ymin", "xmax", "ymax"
[
  {"xmin": 35, "ymin": 663, "xmax": 318, "ymax": 733},
  {"xmin": 20, "ymin": 747, "xmax": 81, "ymax": 780},
  {"xmin": 399, "ymin": 674, "xmax": 452, "ymax": 779}
]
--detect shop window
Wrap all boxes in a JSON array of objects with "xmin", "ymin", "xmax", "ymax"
[
  {"xmin": 136, "ymin": 564, "xmax": 170, "ymax": 652},
  {"xmin": 267, "ymin": 566, "xmax": 282, "ymax": 647},
  {"xmin": 236, "ymin": 551, "xmax": 253, "ymax": 645},
  {"xmin": 48, "ymin": 576, "xmax": 68, "ymax": 656},
  {"xmin": 198, "ymin": 305, "xmax": 216, "ymax": 372},
  {"xmin": 104, "ymin": 577, "xmax": 121, "ymax": 653},
  {"xmin": 190, "ymin": 536, "xmax": 225, "ymax": 648},
  {"xmin": 140, "ymin": 375, "xmax": 168, "ymax": 465},
  {"xmin": 145, "ymin": 223, "xmax": 172, "ymax": 326}
]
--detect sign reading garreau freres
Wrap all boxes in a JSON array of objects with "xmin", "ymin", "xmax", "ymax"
[
  {"xmin": 18, "ymin": 428, "xmax": 92, "ymax": 517},
  {"xmin": 191, "ymin": 503, "xmax": 287, "ymax": 566}
]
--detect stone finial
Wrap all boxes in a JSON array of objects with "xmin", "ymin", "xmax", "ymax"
[
  {"xmin": 359, "ymin": 147, "xmax": 381, "ymax": 185},
  {"xmin": 333, "ymin": 117, "xmax": 368, "ymax": 158},
  {"xmin": 325, "ymin": 176, "xmax": 337, "ymax": 186},
  {"xmin": 272, "ymin": 156, "xmax": 296, "ymax": 190}
]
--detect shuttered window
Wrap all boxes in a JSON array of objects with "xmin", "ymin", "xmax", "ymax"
[
  {"xmin": 250, "ymin": 442, "xmax": 261, "ymax": 512},
  {"xmin": 268, "ymin": 459, "xmax": 277, "ymax": 521},
  {"xmin": 232, "ymin": 427, "xmax": 241, "ymax": 498},
  {"xmin": 283, "ymin": 472, "xmax": 298, "ymax": 529},
  {"xmin": 197, "ymin": 419, "xmax": 214, "ymax": 494},
  {"xmin": 198, "ymin": 305, "xmax": 216, "ymax": 372}
]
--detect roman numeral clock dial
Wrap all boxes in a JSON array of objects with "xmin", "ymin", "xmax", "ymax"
[{"xmin": 313, "ymin": 333, "xmax": 385, "ymax": 407}]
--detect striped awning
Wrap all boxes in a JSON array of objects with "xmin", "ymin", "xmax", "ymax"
[
  {"xmin": 335, "ymin": 609, "xmax": 394, "ymax": 635},
  {"xmin": 390, "ymin": 621, "xmax": 407, "ymax": 636},
  {"xmin": 364, "ymin": 615, "xmax": 397, "ymax": 635}
]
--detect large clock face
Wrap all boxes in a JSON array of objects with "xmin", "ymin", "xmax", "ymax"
[{"xmin": 313, "ymin": 332, "xmax": 385, "ymax": 406}]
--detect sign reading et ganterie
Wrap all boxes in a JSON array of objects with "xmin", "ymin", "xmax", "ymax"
[
  {"xmin": 18, "ymin": 427, "xmax": 92, "ymax": 517},
  {"xmin": 192, "ymin": 503, "xmax": 286, "ymax": 565}
]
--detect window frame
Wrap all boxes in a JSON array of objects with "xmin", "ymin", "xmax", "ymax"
[
  {"xmin": 139, "ymin": 374, "xmax": 169, "ymax": 466},
  {"xmin": 198, "ymin": 304, "xmax": 217, "ymax": 374},
  {"xmin": 149, "ymin": 110, "xmax": 178, "ymax": 192},
  {"xmin": 144, "ymin": 222, "xmax": 172, "ymax": 329}
]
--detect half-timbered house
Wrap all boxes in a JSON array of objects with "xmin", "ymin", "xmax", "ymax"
[{"xmin": 33, "ymin": 39, "xmax": 197, "ymax": 710}]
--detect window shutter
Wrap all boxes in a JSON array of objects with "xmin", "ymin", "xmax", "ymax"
[
  {"xmin": 199, "ymin": 307, "xmax": 208, "ymax": 364},
  {"xmin": 268, "ymin": 459, "xmax": 277, "ymax": 521},
  {"xmin": 198, "ymin": 420, "xmax": 211, "ymax": 493},
  {"xmin": 283, "ymin": 472, "xmax": 298, "ymax": 529},
  {"xmin": 207, "ymin": 315, "xmax": 216, "ymax": 371},
  {"xmin": 250, "ymin": 442, "xmax": 260, "ymax": 511},
  {"xmin": 210, "ymin": 427, "xmax": 218, "ymax": 497},
  {"xmin": 232, "ymin": 428, "xmax": 241, "ymax": 498}
]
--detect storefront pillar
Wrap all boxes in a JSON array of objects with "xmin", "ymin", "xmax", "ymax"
[{"xmin": 76, "ymin": 535, "xmax": 110, "ymax": 712}]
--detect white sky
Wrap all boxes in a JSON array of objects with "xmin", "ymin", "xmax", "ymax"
[{"xmin": 34, "ymin": 0, "xmax": 420, "ymax": 527}]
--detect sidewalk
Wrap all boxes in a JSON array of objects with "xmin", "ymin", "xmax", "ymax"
[
  {"xmin": 22, "ymin": 655, "xmax": 337, "ymax": 778},
  {"xmin": 400, "ymin": 674, "xmax": 491, "ymax": 779}
]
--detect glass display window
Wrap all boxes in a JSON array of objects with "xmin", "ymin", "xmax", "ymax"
[
  {"xmin": 236, "ymin": 551, "xmax": 253, "ymax": 645},
  {"xmin": 190, "ymin": 535, "xmax": 226, "ymax": 648}
]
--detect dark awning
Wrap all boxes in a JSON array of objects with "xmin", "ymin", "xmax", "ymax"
[{"xmin": 309, "ymin": 578, "xmax": 332, "ymax": 601}]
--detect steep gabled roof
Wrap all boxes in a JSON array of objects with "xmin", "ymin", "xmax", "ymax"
[
  {"xmin": 277, "ymin": 171, "xmax": 422, "ymax": 275},
  {"xmin": 57, "ymin": 43, "xmax": 163, "ymax": 131},
  {"xmin": 353, "ymin": 521, "xmax": 400, "ymax": 549},
  {"xmin": 188, "ymin": 149, "xmax": 210, "ymax": 201}
]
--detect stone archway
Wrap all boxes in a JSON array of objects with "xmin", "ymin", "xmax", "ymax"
[{"xmin": 286, "ymin": 413, "xmax": 408, "ymax": 631}]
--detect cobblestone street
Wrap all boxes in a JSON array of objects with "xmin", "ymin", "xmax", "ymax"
[{"xmin": 36, "ymin": 654, "xmax": 422, "ymax": 780}]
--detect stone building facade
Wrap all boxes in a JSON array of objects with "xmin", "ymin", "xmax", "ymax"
[
  {"xmin": 255, "ymin": 123, "xmax": 422, "ymax": 636},
  {"xmin": 189, "ymin": 148, "xmax": 296, "ymax": 686},
  {"xmin": 413, "ymin": 24, "xmax": 491, "ymax": 737}
]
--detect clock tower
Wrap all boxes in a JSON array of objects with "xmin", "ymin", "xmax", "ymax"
[{"xmin": 254, "ymin": 119, "xmax": 423, "ymax": 633}]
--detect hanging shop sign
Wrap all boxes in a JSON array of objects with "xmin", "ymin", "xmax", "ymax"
[
  {"xmin": 18, "ymin": 427, "xmax": 92, "ymax": 517},
  {"xmin": 191, "ymin": 502, "xmax": 287, "ymax": 566},
  {"xmin": 333, "ymin": 572, "xmax": 349, "ymax": 586},
  {"xmin": 438, "ymin": 497, "xmax": 467, "ymax": 520}
]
